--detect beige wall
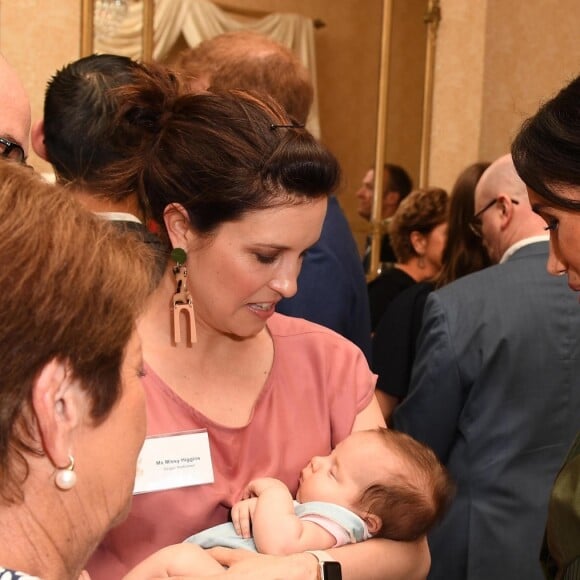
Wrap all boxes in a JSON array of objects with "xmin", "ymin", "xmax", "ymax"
[
  {"xmin": 386, "ymin": 0, "xmax": 428, "ymax": 174},
  {"xmin": 429, "ymin": 0, "xmax": 580, "ymax": 191},
  {"xmin": 1, "ymin": 0, "xmax": 579, "ymax": 250},
  {"xmin": 480, "ymin": 0, "xmax": 580, "ymax": 161},
  {"xmin": 428, "ymin": 0, "xmax": 487, "ymax": 191},
  {"xmin": 0, "ymin": 0, "xmax": 82, "ymax": 175}
]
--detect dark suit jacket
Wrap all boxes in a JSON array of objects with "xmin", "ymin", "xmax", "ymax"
[
  {"xmin": 362, "ymin": 232, "xmax": 397, "ymax": 273},
  {"xmin": 367, "ymin": 266, "xmax": 416, "ymax": 331},
  {"xmin": 277, "ymin": 196, "xmax": 372, "ymax": 362},
  {"xmin": 393, "ymin": 241, "xmax": 580, "ymax": 580},
  {"xmin": 373, "ymin": 281, "xmax": 434, "ymax": 398}
]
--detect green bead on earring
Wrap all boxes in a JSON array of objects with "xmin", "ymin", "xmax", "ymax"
[{"xmin": 171, "ymin": 247, "xmax": 187, "ymax": 265}]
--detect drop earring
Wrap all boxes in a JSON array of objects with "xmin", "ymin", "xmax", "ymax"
[
  {"xmin": 171, "ymin": 247, "xmax": 197, "ymax": 345},
  {"xmin": 55, "ymin": 455, "xmax": 77, "ymax": 491}
]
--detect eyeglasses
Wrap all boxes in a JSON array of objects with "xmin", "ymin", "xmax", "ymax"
[
  {"xmin": 0, "ymin": 136, "xmax": 26, "ymax": 164},
  {"xmin": 469, "ymin": 197, "xmax": 520, "ymax": 237}
]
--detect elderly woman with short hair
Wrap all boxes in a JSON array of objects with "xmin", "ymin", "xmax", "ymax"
[{"xmin": 0, "ymin": 162, "xmax": 153, "ymax": 579}]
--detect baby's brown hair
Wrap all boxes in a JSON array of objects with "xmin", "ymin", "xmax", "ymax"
[{"xmin": 359, "ymin": 428, "xmax": 455, "ymax": 541}]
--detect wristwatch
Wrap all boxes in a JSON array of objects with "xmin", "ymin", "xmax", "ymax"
[{"xmin": 306, "ymin": 550, "xmax": 343, "ymax": 580}]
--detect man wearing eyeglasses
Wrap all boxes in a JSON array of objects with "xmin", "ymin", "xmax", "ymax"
[
  {"xmin": 392, "ymin": 154, "xmax": 580, "ymax": 580},
  {"xmin": 0, "ymin": 53, "xmax": 30, "ymax": 165}
]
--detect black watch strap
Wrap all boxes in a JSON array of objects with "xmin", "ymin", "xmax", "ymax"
[{"xmin": 306, "ymin": 550, "xmax": 343, "ymax": 580}]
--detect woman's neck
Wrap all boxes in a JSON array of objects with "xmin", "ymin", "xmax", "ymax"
[
  {"xmin": 0, "ymin": 482, "xmax": 87, "ymax": 580},
  {"xmin": 138, "ymin": 272, "xmax": 275, "ymax": 426},
  {"xmin": 139, "ymin": 270, "xmax": 272, "ymax": 362}
]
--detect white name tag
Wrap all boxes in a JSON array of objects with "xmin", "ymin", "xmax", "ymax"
[{"xmin": 133, "ymin": 430, "xmax": 214, "ymax": 495}]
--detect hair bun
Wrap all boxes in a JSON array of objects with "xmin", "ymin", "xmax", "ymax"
[{"xmin": 126, "ymin": 107, "xmax": 162, "ymax": 134}]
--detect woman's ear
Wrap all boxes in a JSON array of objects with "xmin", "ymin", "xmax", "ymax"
[
  {"xmin": 409, "ymin": 230, "xmax": 426, "ymax": 256},
  {"xmin": 364, "ymin": 512, "xmax": 382, "ymax": 535},
  {"xmin": 31, "ymin": 119, "xmax": 48, "ymax": 161},
  {"xmin": 164, "ymin": 203, "xmax": 192, "ymax": 250},
  {"xmin": 31, "ymin": 359, "xmax": 85, "ymax": 469}
]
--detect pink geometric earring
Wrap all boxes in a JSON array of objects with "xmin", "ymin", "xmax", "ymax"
[
  {"xmin": 55, "ymin": 455, "xmax": 77, "ymax": 491},
  {"xmin": 171, "ymin": 247, "xmax": 197, "ymax": 345}
]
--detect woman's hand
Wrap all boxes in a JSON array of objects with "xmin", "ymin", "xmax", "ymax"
[{"xmin": 210, "ymin": 547, "xmax": 318, "ymax": 579}]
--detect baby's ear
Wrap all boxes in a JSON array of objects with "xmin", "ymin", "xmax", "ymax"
[{"xmin": 364, "ymin": 512, "xmax": 382, "ymax": 535}]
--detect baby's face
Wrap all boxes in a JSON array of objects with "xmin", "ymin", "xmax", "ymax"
[{"xmin": 296, "ymin": 431, "xmax": 402, "ymax": 509}]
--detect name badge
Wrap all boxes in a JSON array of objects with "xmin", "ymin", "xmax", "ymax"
[{"xmin": 133, "ymin": 429, "xmax": 214, "ymax": 495}]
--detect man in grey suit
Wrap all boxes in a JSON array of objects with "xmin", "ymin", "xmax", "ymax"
[{"xmin": 393, "ymin": 154, "xmax": 580, "ymax": 580}]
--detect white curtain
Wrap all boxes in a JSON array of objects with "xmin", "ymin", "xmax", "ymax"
[{"xmin": 95, "ymin": 0, "xmax": 320, "ymax": 136}]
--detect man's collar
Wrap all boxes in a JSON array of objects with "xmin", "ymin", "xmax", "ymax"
[
  {"xmin": 499, "ymin": 235, "xmax": 549, "ymax": 264},
  {"xmin": 95, "ymin": 211, "xmax": 142, "ymax": 224}
]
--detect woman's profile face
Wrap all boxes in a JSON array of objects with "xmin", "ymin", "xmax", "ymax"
[
  {"xmin": 528, "ymin": 186, "xmax": 580, "ymax": 295},
  {"xmin": 81, "ymin": 330, "xmax": 147, "ymax": 529},
  {"xmin": 187, "ymin": 197, "xmax": 328, "ymax": 338},
  {"xmin": 424, "ymin": 221, "xmax": 448, "ymax": 271}
]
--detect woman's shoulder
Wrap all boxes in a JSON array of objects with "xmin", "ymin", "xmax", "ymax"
[
  {"xmin": 268, "ymin": 312, "xmax": 358, "ymax": 347},
  {"xmin": 369, "ymin": 265, "xmax": 415, "ymax": 287},
  {"xmin": 268, "ymin": 313, "xmax": 372, "ymax": 379}
]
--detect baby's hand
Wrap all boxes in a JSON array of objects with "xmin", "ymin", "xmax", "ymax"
[
  {"xmin": 243, "ymin": 477, "xmax": 287, "ymax": 498},
  {"xmin": 231, "ymin": 497, "xmax": 257, "ymax": 538}
]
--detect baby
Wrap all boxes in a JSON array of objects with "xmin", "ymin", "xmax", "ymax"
[{"xmin": 125, "ymin": 428, "xmax": 454, "ymax": 578}]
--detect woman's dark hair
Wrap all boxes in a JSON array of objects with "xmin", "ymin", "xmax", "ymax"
[
  {"xmin": 435, "ymin": 162, "xmax": 491, "ymax": 288},
  {"xmin": 103, "ymin": 63, "xmax": 340, "ymax": 239},
  {"xmin": 512, "ymin": 74, "xmax": 580, "ymax": 211},
  {"xmin": 384, "ymin": 163, "xmax": 413, "ymax": 201}
]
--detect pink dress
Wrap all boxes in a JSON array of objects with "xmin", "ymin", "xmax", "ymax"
[{"xmin": 87, "ymin": 314, "xmax": 376, "ymax": 579}]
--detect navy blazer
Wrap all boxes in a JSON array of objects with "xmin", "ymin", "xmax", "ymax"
[
  {"xmin": 394, "ymin": 241, "xmax": 580, "ymax": 580},
  {"xmin": 277, "ymin": 196, "xmax": 372, "ymax": 362}
]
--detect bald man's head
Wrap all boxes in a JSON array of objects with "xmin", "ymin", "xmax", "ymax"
[
  {"xmin": 474, "ymin": 154, "xmax": 546, "ymax": 262},
  {"xmin": 475, "ymin": 154, "xmax": 528, "ymax": 206},
  {"xmin": 0, "ymin": 53, "xmax": 31, "ymax": 159}
]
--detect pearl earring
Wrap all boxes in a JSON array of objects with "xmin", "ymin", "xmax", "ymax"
[{"xmin": 55, "ymin": 455, "xmax": 77, "ymax": 491}]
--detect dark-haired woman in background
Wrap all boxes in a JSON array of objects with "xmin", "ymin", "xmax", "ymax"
[
  {"xmin": 511, "ymin": 73, "xmax": 580, "ymax": 580},
  {"xmin": 373, "ymin": 162, "xmax": 491, "ymax": 423}
]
